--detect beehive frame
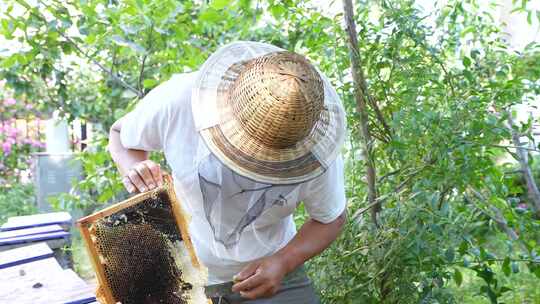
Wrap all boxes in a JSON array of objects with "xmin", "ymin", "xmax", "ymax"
[{"xmin": 77, "ymin": 175, "xmax": 207, "ymax": 304}]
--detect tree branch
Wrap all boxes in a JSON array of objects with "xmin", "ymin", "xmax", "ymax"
[
  {"xmin": 367, "ymin": 95, "xmax": 392, "ymax": 142},
  {"xmin": 462, "ymin": 141, "xmax": 540, "ymax": 153},
  {"xmin": 506, "ymin": 110, "xmax": 540, "ymax": 218},
  {"xmin": 138, "ymin": 54, "xmax": 148, "ymax": 94},
  {"xmin": 342, "ymin": 0, "xmax": 380, "ymax": 226},
  {"xmin": 138, "ymin": 23, "xmax": 154, "ymax": 96},
  {"xmin": 59, "ymin": 32, "xmax": 143, "ymax": 98},
  {"xmin": 466, "ymin": 189, "xmax": 527, "ymax": 252},
  {"xmin": 21, "ymin": 0, "xmax": 143, "ymax": 98}
]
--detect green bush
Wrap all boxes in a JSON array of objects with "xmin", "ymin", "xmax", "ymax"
[
  {"xmin": 0, "ymin": 183, "xmax": 37, "ymax": 225},
  {"xmin": 2, "ymin": 0, "xmax": 540, "ymax": 302}
]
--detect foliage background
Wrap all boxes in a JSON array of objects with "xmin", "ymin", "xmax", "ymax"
[{"xmin": 1, "ymin": 0, "xmax": 540, "ymax": 303}]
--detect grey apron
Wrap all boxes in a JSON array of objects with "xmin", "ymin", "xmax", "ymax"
[{"xmin": 207, "ymin": 266, "xmax": 320, "ymax": 304}]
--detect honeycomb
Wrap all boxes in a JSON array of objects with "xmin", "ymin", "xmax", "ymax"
[{"xmin": 79, "ymin": 184, "xmax": 208, "ymax": 304}]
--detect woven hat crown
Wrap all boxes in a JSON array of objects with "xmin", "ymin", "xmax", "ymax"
[{"xmin": 228, "ymin": 51, "xmax": 324, "ymax": 149}]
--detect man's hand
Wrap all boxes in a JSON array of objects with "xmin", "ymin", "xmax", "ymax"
[
  {"xmin": 230, "ymin": 212, "xmax": 346, "ymax": 300},
  {"xmin": 122, "ymin": 160, "xmax": 164, "ymax": 193},
  {"xmin": 231, "ymin": 254, "xmax": 288, "ymax": 299}
]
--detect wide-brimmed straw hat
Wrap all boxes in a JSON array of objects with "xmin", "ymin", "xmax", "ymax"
[{"xmin": 191, "ymin": 41, "xmax": 346, "ymax": 184}]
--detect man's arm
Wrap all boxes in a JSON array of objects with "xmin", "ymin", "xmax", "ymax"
[
  {"xmin": 232, "ymin": 210, "xmax": 346, "ymax": 299},
  {"xmin": 108, "ymin": 118, "xmax": 163, "ymax": 193}
]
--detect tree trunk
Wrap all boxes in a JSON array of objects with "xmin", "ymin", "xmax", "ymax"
[
  {"xmin": 342, "ymin": 0, "xmax": 380, "ymax": 225},
  {"xmin": 81, "ymin": 122, "xmax": 87, "ymax": 151}
]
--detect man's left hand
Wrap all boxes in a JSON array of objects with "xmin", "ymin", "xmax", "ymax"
[{"xmin": 231, "ymin": 254, "xmax": 288, "ymax": 299}]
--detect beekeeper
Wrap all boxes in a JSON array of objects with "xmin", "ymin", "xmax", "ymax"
[{"xmin": 108, "ymin": 41, "xmax": 347, "ymax": 303}]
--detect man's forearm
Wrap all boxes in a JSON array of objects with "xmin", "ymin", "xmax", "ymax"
[
  {"xmin": 275, "ymin": 210, "xmax": 346, "ymax": 273},
  {"xmin": 108, "ymin": 118, "xmax": 164, "ymax": 193},
  {"xmin": 108, "ymin": 119, "xmax": 149, "ymax": 176}
]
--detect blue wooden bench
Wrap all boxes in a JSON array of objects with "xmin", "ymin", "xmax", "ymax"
[
  {"xmin": 0, "ymin": 227, "xmax": 70, "ymax": 251},
  {"xmin": 0, "ymin": 212, "xmax": 96, "ymax": 303},
  {"xmin": 0, "ymin": 254, "xmax": 96, "ymax": 304},
  {"xmin": 0, "ymin": 212, "xmax": 72, "ymax": 231},
  {"xmin": 0, "ymin": 224, "xmax": 64, "ymax": 239},
  {"xmin": 0, "ymin": 243, "xmax": 53, "ymax": 269},
  {"xmin": 0, "ymin": 213, "xmax": 73, "ymax": 268}
]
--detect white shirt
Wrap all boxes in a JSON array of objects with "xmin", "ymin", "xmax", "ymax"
[{"xmin": 120, "ymin": 72, "xmax": 346, "ymax": 284}]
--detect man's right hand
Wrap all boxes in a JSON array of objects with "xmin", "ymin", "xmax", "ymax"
[{"xmin": 122, "ymin": 160, "xmax": 164, "ymax": 193}]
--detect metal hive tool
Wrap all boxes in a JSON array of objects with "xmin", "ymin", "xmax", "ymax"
[{"xmin": 77, "ymin": 175, "xmax": 209, "ymax": 304}]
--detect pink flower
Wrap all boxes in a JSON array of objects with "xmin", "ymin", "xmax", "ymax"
[
  {"xmin": 3, "ymin": 98, "xmax": 16, "ymax": 106},
  {"xmin": 7, "ymin": 128, "xmax": 18, "ymax": 138},
  {"xmin": 518, "ymin": 203, "xmax": 528, "ymax": 209},
  {"xmin": 31, "ymin": 140, "xmax": 45, "ymax": 148},
  {"xmin": 25, "ymin": 104, "xmax": 33, "ymax": 110},
  {"xmin": 3, "ymin": 125, "xmax": 13, "ymax": 135},
  {"xmin": 6, "ymin": 137, "xmax": 15, "ymax": 144},
  {"xmin": 22, "ymin": 138, "xmax": 32, "ymax": 144},
  {"xmin": 2, "ymin": 142, "xmax": 12, "ymax": 155}
]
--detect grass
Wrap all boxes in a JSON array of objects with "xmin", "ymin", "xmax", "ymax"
[{"xmin": 70, "ymin": 229, "xmax": 96, "ymax": 281}]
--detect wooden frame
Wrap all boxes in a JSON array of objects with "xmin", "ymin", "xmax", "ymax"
[{"xmin": 77, "ymin": 175, "xmax": 205, "ymax": 304}]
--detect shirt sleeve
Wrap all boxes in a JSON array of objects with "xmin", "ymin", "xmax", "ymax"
[
  {"xmin": 119, "ymin": 74, "xmax": 187, "ymax": 151},
  {"xmin": 300, "ymin": 155, "xmax": 347, "ymax": 224}
]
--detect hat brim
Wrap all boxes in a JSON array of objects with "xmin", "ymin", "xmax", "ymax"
[{"xmin": 192, "ymin": 41, "xmax": 346, "ymax": 184}]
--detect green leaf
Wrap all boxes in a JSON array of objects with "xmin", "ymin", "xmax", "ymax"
[
  {"xmin": 1, "ymin": 54, "xmax": 18, "ymax": 68},
  {"xmin": 270, "ymin": 4, "xmax": 287, "ymax": 19},
  {"xmin": 458, "ymin": 241, "xmax": 468, "ymax": 255},
  {"xmin": 463, "ymin": 70, "xmax": 474, "ymax": 82},
  {"xmin": 461, "ymin": 26, "xmax": 475, "ymax": 37},
  {"xmin": 98, "ymin": 188, "xmax": 113, "ymax": 203},
  {"xmin": 85, "ymin": 33, "xmax": 97, "ymax": 44},
  {"xmin": 502, "ymin": 257, "xmax": 511, "ymax": 276},
  {"xmin": 533, "ymin": 266, "xmax": 540, "ymax": 279},
  {"xmin": 1, "ymin": 19, "xmax": 15, "ymax": 39},
  {"xmin": 135, "ymin": 0, "xmax": 144, "ymax": 10},
  {"xmin": 462, "ymin": 56, "xmax": 471, "ymax": 67},
  {"xmin": 500, "ymin": 286, "xmax": 512, "ymax": 293},
  {"xmin": 143, "ymin": 78, "xmax": 157, "ymax": 88},
  {"xmin": 210, "ymin": 0, "xmax": 230, "ymax": 10},
  {"xmin": 453, "ymin": 268, "xmax": 463, "ymax": 286},
  {"xmin": 199, "ymin": 8, "xmax": 221, "ymax": 22}
]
